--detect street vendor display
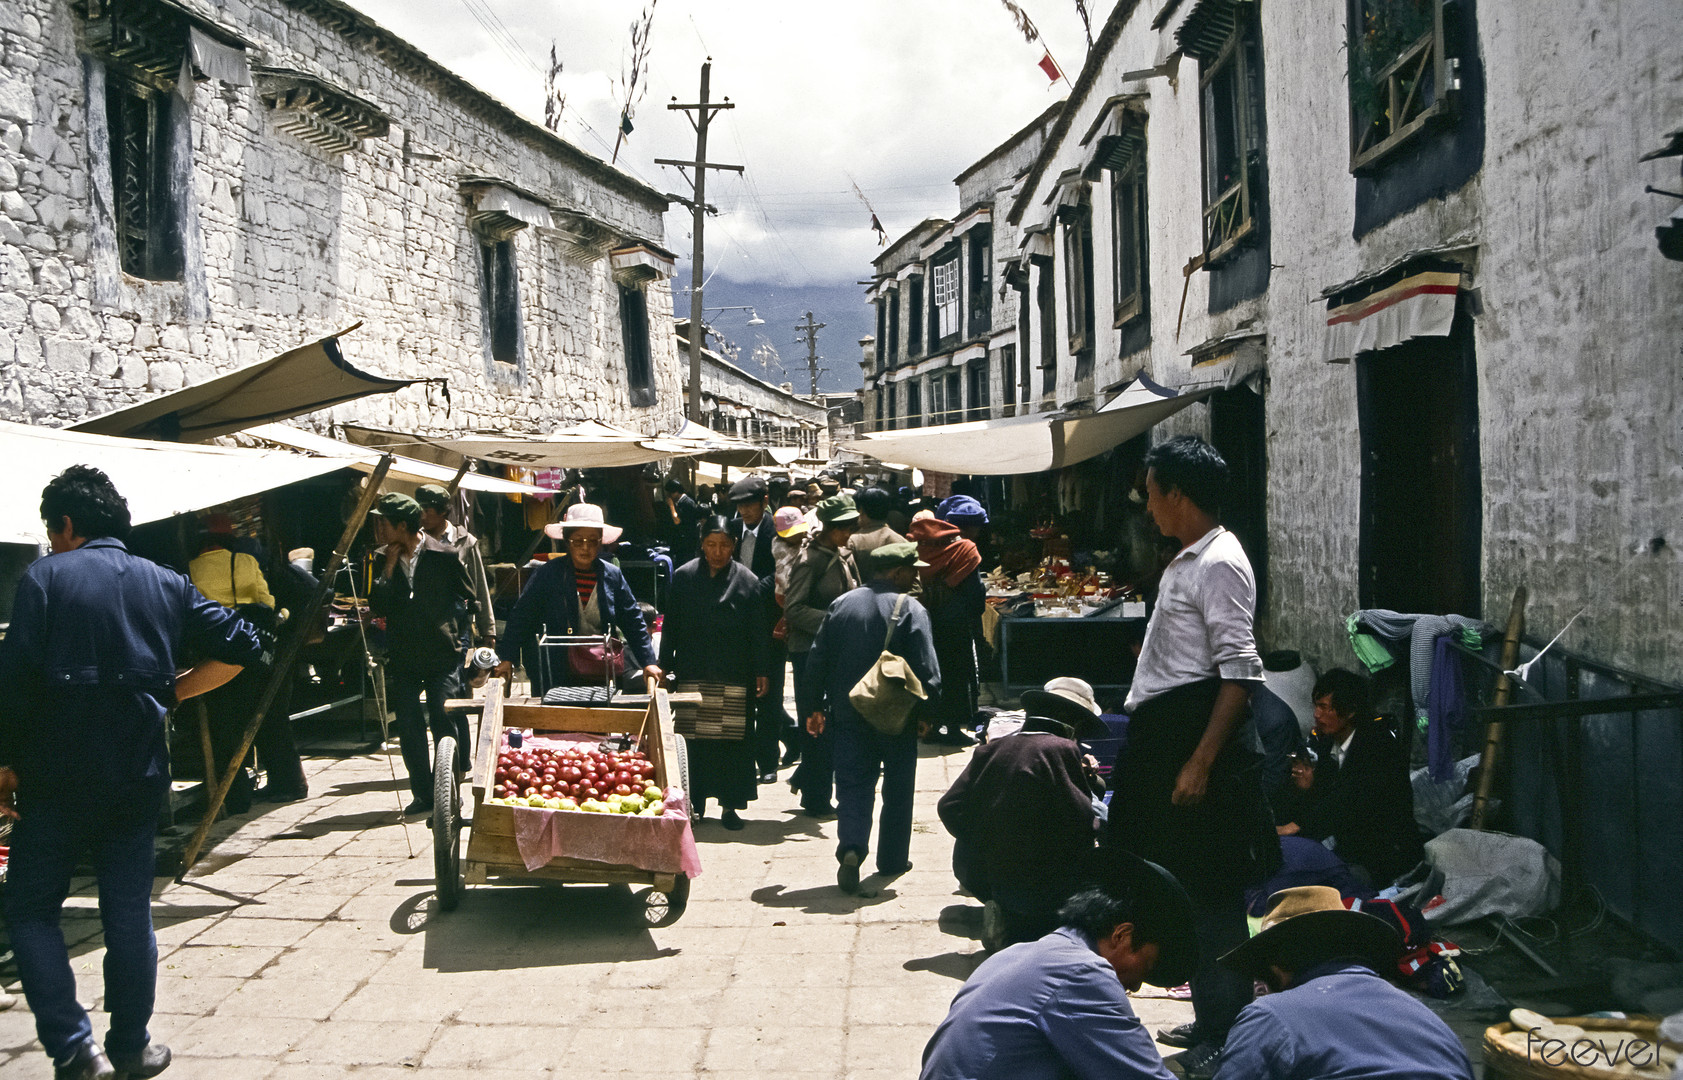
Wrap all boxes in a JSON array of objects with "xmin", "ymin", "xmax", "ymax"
[{"xmin": 431, "ymin": 679, "xmax": 696, "ymax": 921}]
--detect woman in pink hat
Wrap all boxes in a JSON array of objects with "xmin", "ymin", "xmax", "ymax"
[{"xmin": 494, "ymin": 504, "xmax": 661, "ymax": 695}]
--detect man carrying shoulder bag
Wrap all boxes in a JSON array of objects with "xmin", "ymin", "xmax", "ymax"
[{"xmin": 801, "ymin": 543, "xmax": 942, "ymax": 895}]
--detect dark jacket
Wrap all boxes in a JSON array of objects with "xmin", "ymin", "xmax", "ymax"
[
  {"xmin": 729, "ymin": 513, "xmax": 777, "ymax": 585},
  {"xmin": 659, "ymin": 558, "xmax": 769, "ymax": 685},
  {"xmin": 1294, "ymin": 721, "xmax": 1424, "ymax": 884},
  {"xmin": 798, "ymin": 581, "xmax": 941, "ymax": 723},
  {"xmin": 1219, "ymin": 961, "xmax": 1473, "ymax": 1079},
  {"xmin": 784, "ymin": 540, "xmax": 859, "ymax": 654},
  {"xmin": 368, "ymin": 535, "xmax": 475, "ymax": 676},
  {"xmin": 0, "ymin": 538, "xmax": 263, "ymax": 795},
  {"xmin": 500, "ymin": 556, "xmax": 656, "ymax": 672},
  {"xmin": 938, "ymin": 728, "xmax": 1097, "ymax": 888}
]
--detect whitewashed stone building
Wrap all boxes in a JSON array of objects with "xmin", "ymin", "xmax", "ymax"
[
  {"xmin": 675, "ymin": 319, "xmax": 829, "ymax": 460},
  {"xmin": 0, "ymin": 0, "xmax": 683, "ymax": 436}
]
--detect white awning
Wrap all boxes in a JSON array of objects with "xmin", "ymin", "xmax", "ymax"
[
  {"xmin": 238, "ymin": 423, "xmax": 554, "ymax": 496},
  {"xmin": 1323, "ymin": 269, "xmax": 1461, "ymax": 363},
  {"xmin": 842, "ymin": 374, "xmax": 1213, "ymax": 475},
  {"xmin": 68, "ymin": 325, "xmax": 410, "ymax": 442},
  {"xmin": 662, "ymin": 419, "xmax": 803, "ymax": 468},
  {"xmin": 2, "ymin": 420, "xmax": 348, "ymax": 547},
  {"xmin": 375, "ymin": 419, "xmax": 692, "ymax": 469}
]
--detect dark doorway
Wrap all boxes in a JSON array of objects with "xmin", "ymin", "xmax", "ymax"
[
  {"xmin": 1209, "ymin": 384, "xmax": 1268, "ymax": 606},
  {"xmin": 1357, "ymin": 313, "xmax": 1481, "ymax": 616}
]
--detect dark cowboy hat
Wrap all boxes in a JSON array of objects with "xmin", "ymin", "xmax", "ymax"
[
  {"xmin": 1082, "ymin": 848, "xmax": 1199, "ymax": 989},
  {"xmin": 1220, "ymin": 886, "xmax": 1401, "ymax": 981},
  {"xmin": 1019, "ymin": 677, "xmax": 1109, "ymax": 739}
]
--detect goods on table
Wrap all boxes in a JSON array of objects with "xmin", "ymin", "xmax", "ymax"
[
  {"xmin": 1484, "ymin": 1008, "xmax": 1676, "ymax": 1078},
  {"xmin": 483, "ymin": 739, "xmax": 669, "ymax": 816}
]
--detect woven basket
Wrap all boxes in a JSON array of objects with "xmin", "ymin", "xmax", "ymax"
[{"xmin": 1484, "ymin": 1016, "xmax": 1671, "ymax": 1080}]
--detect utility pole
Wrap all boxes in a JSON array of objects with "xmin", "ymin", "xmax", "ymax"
[
  {"xmin": 657, "ymin": 60, "xmax": 742, "ymax": 424},
  {"xmin": 795, "ymin": 311, "xmax": 826, "ymax": 399}
]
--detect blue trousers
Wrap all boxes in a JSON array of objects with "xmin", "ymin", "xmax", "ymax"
[
  {"xmin": 831, "ymin": 715, "xmax": 917, "ymax": 874},
  {"xmin": 390, "ymin": 665, "xmax": 468, "ymax": 802},
  {"xmin": 788, "ymin": 652, "xmax": 834, "ymax": 811},
  {"xmin": 3, "ymin": 791, "xmax": 162, "ymax": 1062}
]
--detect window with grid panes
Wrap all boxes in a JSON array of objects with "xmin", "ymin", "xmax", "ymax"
[
  {"xmin": 1110, "ymin": 146, "xmax": 1148, "ymax": 327},
  {"xmin": 906, "ymin": 380, "xmax": 923, "ymax": 428},
  {"xmin": 1348, "ymin": 0, "xmax": 1454, "ymax": 172},
  {"xmin": 967, "ymin": 360, "xmax": 989, "ymax": 421},
  {"xmin": 1197, "ymin": 6, "xmax": 1266, "ymax": 263},
  {"xmin": 932, "ymin": 257, "xmax": 961, "ymax": 342}
]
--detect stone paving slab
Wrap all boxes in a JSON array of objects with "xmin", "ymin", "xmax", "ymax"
[{"xmin": 0, "ymin": 718, "xmax": 1191, "ymax": 1078}]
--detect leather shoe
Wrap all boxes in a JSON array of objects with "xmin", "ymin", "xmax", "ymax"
[
  {"xmin": 110, "ymin": 1042, "xmax": 171, "ymax": 1079},
  {"xmin": 55, "ymin": 1040, "xmax": 115, "ymax": 1080},
  {"xmin": 720, "ymin": 809, "xmax": 745, "ymax": 831},
  {"xmin": 254, "ymin": 784, "xmax": 307, "ymax": 803},
  {"xmin": 403, "ymin": 799, "xmax": 433, "ymax": 817},
  {"xmin": 757, "ymin": 770, "xmax": 777, "ymax": 784},
  {"xmin": 837, "ymin": 849, "xmax": 861, "ymax": 895},
  {"xmin": 801, "ymin": 804, "xmax": 836, "ymax": 820}
]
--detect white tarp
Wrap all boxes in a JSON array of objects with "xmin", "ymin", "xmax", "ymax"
[
  {"xmin": 663, "ymin": 419, "xmax": 803, "ymax": 468},
  {"xmin": 3, "ymin": 420, "xmax": 347, "ymax": 547},
  {"xmin": 842, "ymin": 375, "xmax": 1213, "ymax": 475},
  {"xmin": 375, "ymin": 419, "xmax": 692, "ymax": 470},
  {"xmin": 238, "ymin": 424, "xmax": 555, "ymax": 496}
]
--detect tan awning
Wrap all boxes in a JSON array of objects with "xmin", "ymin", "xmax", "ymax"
[
  {"xmin": 662, "ymin": 419, "xmax": 803, "ymax": 468},
  {"xmin": 69, "ymin": 325, "xmax": 412, "ymax": 442},
  {"xmin": 361, "ymin": 419, "xmax": 692, "ymax": 470},
  {"xmin": 238, "ymin": 423, "xmax": 554, "ymax": 496},
  {"xmin": 843, "ymin": 375, "xmax": 1213, "ymax": 475},
  {"xmin": 2, "ymin": 419, "xmax": 347, "ymax": 547}
]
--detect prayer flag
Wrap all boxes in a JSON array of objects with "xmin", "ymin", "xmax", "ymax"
[{"xmin": 1038, "ymin": 50, "xmax": 1062, "ymax": 82}]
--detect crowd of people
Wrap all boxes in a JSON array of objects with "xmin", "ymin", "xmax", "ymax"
[{"xmin": 0, "ymin": 440, "xmax": 1475, "ymax": 1080}]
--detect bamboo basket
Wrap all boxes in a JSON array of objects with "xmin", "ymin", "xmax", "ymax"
[{"xmin": 1484, "ymin": 1016, "xmax": 1673, "ymax": 1080}]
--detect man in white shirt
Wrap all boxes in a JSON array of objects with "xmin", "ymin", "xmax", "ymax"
[{"xmin": 1101, "ymin": 435, "xmax": 1276, "ymax": 1080}]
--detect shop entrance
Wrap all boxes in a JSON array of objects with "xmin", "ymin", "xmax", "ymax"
[
  {"xmin": 1356, "ymin": 313, "xmax": 1482, "ymax": 617},
  {"xmin": 1209, "ymin": 383, "xmax": 1268, "ymax": 606}
]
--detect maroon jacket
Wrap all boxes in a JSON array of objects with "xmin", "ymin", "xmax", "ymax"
[{"xmin": 938, "ymin": 729, "xmax": 1098, "ymax": 886}]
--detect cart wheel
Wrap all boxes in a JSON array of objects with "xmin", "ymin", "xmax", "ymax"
[
  {"xmin": 432, "ymin": 736, "xmax": 464, "ymax": 912},
  {"xmin": 641, "ymin": 874, "xmax": 690, "ymax": 927},
  {"xmin": 673, "ymin": 733, "xmax": 693, "ymax": 818}
]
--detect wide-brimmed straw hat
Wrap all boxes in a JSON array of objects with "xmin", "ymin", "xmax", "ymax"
[
  {"xmin": 544, "ymin": 503, "xmax": 623, "ymax": 544},
  {"xmin": 1019, "ymin": 676, "xmax": 1108, "ymax": 739},
  {"xmin": 1219, "ymin": 885, "xmax": 1401, "ymax": 980}
]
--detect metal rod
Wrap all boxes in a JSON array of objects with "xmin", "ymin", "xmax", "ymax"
[{"xmin": 176, "ymin": 455, "xmax": 395, "ymax": 879}]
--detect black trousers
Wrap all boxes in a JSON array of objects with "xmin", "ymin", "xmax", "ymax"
[{"xmin": 752, "ymin": 641, "xmax": 793, "ymax": 773}]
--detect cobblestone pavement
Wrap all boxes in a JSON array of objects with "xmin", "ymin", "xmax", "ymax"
[{"xmin": 0, "ymin": 723, "xmax": 1191, "ymax": 1078}]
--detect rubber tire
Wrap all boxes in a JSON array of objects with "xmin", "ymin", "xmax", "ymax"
[{"xmin": 433, "ymin": 736, "xmax": 464, "ymax": 912}]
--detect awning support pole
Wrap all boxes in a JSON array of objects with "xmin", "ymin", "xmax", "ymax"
[
  {"xmin": 175, "ymin": 454, "xmax": 394, "ymax": 880},
  {"xmin": 1470, "ymin": 586, "xmax": 1527, "ymax": 831}
]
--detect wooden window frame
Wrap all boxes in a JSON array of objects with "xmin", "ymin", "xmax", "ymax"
[
  {"xmin": 1061, "ymin": 201, "xmax": 1095, "ymax": 357},
  {"xmin": 931, "ymin": 254, "xmax": 962, "ymax": 344},
  {"xmin": 1000, "ymin": 343, "xmax": 1017, "ymax": 413},
  {"xmin": 967, "ymin": 226, "xmax": 993, "ymax": 339},
  {"xmin": 966, "ymin": 360, "xmax": 989, "ymax": 422},
  {"xmin": 481, "ymin": 238, "xmax": 523, "ymax": 368},
  {"xmin": 906, "ymin": 380, "xmax": 923, "ymax": 429},
  {"xmin": 907, "ymin": 275, "xmax": 924, "ymax": 358},
  {"xmin": 617, "ymin": 281, "xmax": 656, "ymax": 407},
  {"xmin": 1198, "ymin": 24, "xmax": 1262, "ymax": 265},
  {"xmin": 1109, "ymin": 149, "xmax": 1148, "ymax": 329},
  {"xmin": 887, "ymin": 290, "xmax": 901, "ymax": 365},
  {"xmin": 107, "ymin": 74, "xmax": 181, "ymax": 281},
  {"xmin": 1348, "ymin": 0, "xmax": 1453, "ymax": 174}
]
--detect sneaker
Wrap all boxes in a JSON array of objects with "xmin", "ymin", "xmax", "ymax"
[
  {"xmin": 837, "ymin": 850, "xmax": 862, "ymax": 895},
  {"xmin": 980, "ymin": 900, "xmax": 1007, "ymax": 952},
  {"xmin": 55, "ymin": 1040, "xmax": 115, "ymax": 1080},
  {"xmin": 109, "ymin": 1043, "xmax": 171, "ymax": 1079},
  {"xmin": 1155, "ymin": 1022, "xmax": 1198, "ymax": 1050},
  {"xmin": 1178, "ymin": 1041, "xmax": 1224, "ymax": 1080}
]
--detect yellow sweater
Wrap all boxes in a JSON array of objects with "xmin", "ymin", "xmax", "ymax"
[{"xmin": 189, "ymin": 549, "xmax": 275, "ymax": 609}]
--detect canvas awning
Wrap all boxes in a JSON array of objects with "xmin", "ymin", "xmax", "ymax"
[
  {"xmin": 842, "ymin": 374, "xmax": 1213, "ymax": 475},
  {"xmin": 2, "ymin": 419, "xmax": 349, "ymax": 547},
  {"xmin": 69, "ymin": 325, "xmax": 413, "ymax": 441},
  {"xmin": 1322, "ymin": 260, "xmax": 1465, "ymax": 364},
  {"xmin": 364, "ymin": 419, "xmax": 692, "ymax": 470},
  {"xmin": 662, "ymin": 419, "xmax": 803, "ymax": 468},
  {"xmin": 238, "ymin": 424, "xmax": 554, "ymax": 496}
]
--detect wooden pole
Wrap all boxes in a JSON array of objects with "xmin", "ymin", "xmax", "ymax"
[
  {"xmin": 176, "ymin": 455, "xmax": 395, "ymax": 879},
  {"xmin": 1470, "ymin": 585, "xmax": 1527, "ymax": 831},
  {"xmin": 444, "ymin": 458, "xmax": 471, "ymax": 499}
]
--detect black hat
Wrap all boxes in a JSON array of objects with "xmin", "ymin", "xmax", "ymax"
[
  {"xmin": 1083, "ymin": 848, "xmax": 1198, "ymax": 989},
  {"xmin": 1019, "ymin": 677, "xmax": 1109, "ymax": 739},
  {"xmin": 1219, "ymin": 886, "xmax": 1401, "ymax": 981},
  {"xmin": 728, "ymin": 475, "xmax": 769, "ymax": 503}
]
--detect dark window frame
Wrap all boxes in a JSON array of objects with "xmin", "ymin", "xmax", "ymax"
[
  {"xmin": 1109, "ymin": 146, "xmax": 1149, "ymax": 329},
  {"xmin": 479, "ymin": 237, "xmax": 524, "ymax": 369},
  {"xmin": 875, "ymin": 299, "xmax": 887, "ymax": 372},
  {"xmin": 617, "ymin": 282, "xmax": 656, "ymax": 407},
  {"xmin": 966, "ymin": 359, "xmax": 989, "ymax": 422},
  {"xmin": 1034, "ymin": 254, "xmax": 1056, "ymax": 397},
  {"xmin": 107, "ymin": 73, "xmax": 183, "ymax": 282},
  {"xmin": 1348, "ymin": 0, "xmax": 1454, "ymax": 174},
  {"xmin": 1198, "ymin": 15, "xmax": 1265, "ymax": 265},
  {"xmin": 887, "ymin": 289, "xmax": 901, "ymax": 365},
  {"xmin": 1000, "ymin": 343, "xmax": 1017, "ymax": 412},
  {"xmin": 905, "ymin": 380, "xmax": 923, "ymax": 429},
  {"xmin": 967, "ymin": 225, "xmax": 993, "ymax": 338},
  {"xmin": 908, "ymin": 274, "xmax": 924, "ymax": 357},
  {"xmin": 931, "ymin": 249, "xmax": 962, "ymax": 346},
  {"xmin": 1061, "ymin": 199, "xmax": 1096, "ymax": 367}
]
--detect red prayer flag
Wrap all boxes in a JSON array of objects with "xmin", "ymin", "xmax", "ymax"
[{"xmin": 1038, "ymin": 49, "xmax": 1061, "ymax": 82}]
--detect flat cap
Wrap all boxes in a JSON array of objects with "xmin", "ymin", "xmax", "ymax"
[
  {"xmin": 868, "ymin": 541, "xmax": 927, "ymax": 570},
  {"xmin": 728, "ymin": 475, "xmax": 769, "ymax": 502},
  {"xmin": 814, "ymin": 494, "xmax": 860, "ymax": 526}
]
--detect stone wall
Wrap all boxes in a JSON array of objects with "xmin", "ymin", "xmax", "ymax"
[
  {"xmin": 678, "ymin": 331, "xmax": 829, "ymax": 458},
  {"xmin": 0, "ymin": 0, "xmax": 683, "ymax": 437}
]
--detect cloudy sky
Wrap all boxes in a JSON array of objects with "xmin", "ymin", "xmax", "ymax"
[{"xmin": 348, "ymin": 0, "xmax": 1091, "ymax": 384}]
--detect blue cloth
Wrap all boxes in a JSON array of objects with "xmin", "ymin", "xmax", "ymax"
[
  {"xmin": 0, "ymin": 537, "xmax": 263, "ymax": 796},
  {"xmin": 1216, "ymin": 962, "xmax": 1473, "ymax": 1080},
  {"xmin": 833, "ymin": 715, "xmax": 917, "ymax": 872},
  {"xmin": 1245, "ymin": 836, "xmax": 1376, "ymax": 917},
  {"xmin": 1427, "ymin": 635, "xmax": 1467, "ymax": 782},
  {"xmin": 920, "ymin": 926, "xmax": 1173, "ymax": 1080},
  {"xmin": 1350, "ymin": 609, "xmax": 1483, "ymax": 731},
  {"xmin": 797, "ymin": 581, "xmax": 942, "ymax": 722},
  {"xmin": 1251, "ymin": 685, "xmax": 1306, "ymax": 803},
  {"xmin": 936, "ymin": 494, "xmax": 989, "ymax": 525},
  {"xmin": 4, "ymin": 796, "xmax": 163, "ymax": 1062},
  {"xmin": 499, "ymin": 557, "xmax": 657, "ymax": 687}
]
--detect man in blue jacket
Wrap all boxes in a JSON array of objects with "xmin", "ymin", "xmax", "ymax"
[
  {"xmin": 0, "ymin": 466, "xmax": 264, "ymax": 1080},
  {"xmin": 1215, "ymin": 886, "xmax": 1472, "ymax": 1079},
  {"xmin": 800, "ymin": 542, "xmax": 941, "ymax": 894},
  {"xmin": 495, "ymin": 503, "xmax": 660, "ymax": 696}
]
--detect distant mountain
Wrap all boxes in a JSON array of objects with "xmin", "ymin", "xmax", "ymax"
[{"xmin": 673, "ymin": 275, "xmax": 873, "ymax": 395}]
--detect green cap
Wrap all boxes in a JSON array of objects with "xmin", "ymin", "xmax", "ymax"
[
  {"xmin": 815, "ymin": 494, "xmax": 860, "ymax": 527},
  {"xmin": 369, "ymin": 491, "xmax": 421, "ymax": 530},
  {"xmin": 414, "ymin": 484, "xmax": 451, "ymax": 511},
  {"xmin": 868, "ymin": 541, "xmax": 927, "ymax": 570}
]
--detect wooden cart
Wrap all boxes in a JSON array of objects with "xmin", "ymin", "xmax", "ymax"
[{"xmin": 430, "ymin": 679, "xmax": 693, "ymax": 922}]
